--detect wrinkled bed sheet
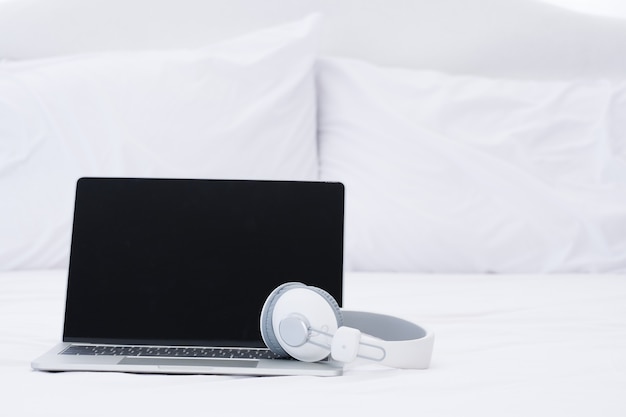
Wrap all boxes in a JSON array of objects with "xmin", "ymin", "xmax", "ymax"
[{"xmin": 1, "ymin": 270, "xmax": 625, "ymax": 416}]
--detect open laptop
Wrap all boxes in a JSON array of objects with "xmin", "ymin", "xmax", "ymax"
[{"xmin": 32, "ymin": 177, "xmax": 345, "ymax": 376}]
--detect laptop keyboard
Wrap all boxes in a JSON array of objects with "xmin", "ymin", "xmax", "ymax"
[{"xmin": 61, "ymin": 345, "xmax": 284, "ymax": 360}]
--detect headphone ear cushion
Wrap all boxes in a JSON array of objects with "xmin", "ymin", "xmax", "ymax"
[
  {"xmin": 260, "ymin": 282, "xmax": 344, "ymax": 361},
  {"xmin": 260, "ymin": 282, "xmax": 306, "ymax": 357}
]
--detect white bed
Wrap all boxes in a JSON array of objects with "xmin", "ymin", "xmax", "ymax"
[
  {"xmin": 1, "ymin": 0, "xmax": 626, "ymax": 415},
  {"xmin": 2, "ymin": 270, "xmax": 626, "ymax": 415}
]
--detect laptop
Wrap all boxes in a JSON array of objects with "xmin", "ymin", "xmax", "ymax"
[{"xmin": 32, "ymin": 177, "xmax": 345, "ymax": 376}]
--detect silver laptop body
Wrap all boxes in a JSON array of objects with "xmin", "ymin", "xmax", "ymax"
[{"xmin": 32, "ymin": 178, "xmax": 345, "ymax": 377}]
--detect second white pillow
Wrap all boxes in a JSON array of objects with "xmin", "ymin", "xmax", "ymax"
[{"xmin": 318, "ymin": 57, "xmax": 626, "ymax": 273}]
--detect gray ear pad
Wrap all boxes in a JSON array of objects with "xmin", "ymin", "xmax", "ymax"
[
  {"xmin": 260, "ymin": 282, "xmax": 306, "ymax": 357},
  {"xmin": 260, "ymin": 282, "xmax": 344, "ymax": 359}
]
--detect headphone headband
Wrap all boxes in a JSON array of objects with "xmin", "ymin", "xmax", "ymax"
[{"xmin": 342, "ymin": 310, "xmax": 434, "ymax": 369}]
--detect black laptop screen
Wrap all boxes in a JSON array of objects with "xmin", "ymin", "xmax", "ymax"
[{"xmin": 63, "ymin": 178, "xmax": 344, "ymax": 347}]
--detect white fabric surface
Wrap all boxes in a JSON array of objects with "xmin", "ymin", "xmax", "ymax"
[
  {"xmin": 1, "ymin": 269, "xmax": 625, "ymax": 416},
  {"xmin": 0, "ymin": 15, "xmax": 319, "ymax": 271},
  {"xmin": 318, "ymin": 57, "xmax": 626, "ymax": 273},
  {"xmin": 3, "ymin": 0, "xmax": 626, "ymax": 80}
]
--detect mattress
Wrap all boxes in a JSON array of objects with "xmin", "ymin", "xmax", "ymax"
[{"xmin": 2, "ymin": 269, "xmax": 625, "ymax": 416}]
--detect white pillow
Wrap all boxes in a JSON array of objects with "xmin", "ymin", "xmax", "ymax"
[
  {"xmin": 317, "ymin": 57, "xmax": 626, "ymax": 273},
  {"xmin": 0, "ymin": 15, "xmax": 320, "ymax": 271}
]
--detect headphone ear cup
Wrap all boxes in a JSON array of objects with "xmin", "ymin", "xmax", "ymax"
[
  {"xmin": 260, "ymin": 282, "xmax": 306, "ymax": 357},
  {"xmin": 260, "ymin": 282, "xmax": 344, "ymax": 362}
]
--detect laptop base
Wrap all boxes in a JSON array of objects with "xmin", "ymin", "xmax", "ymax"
[{"xmin": 32, "ymin": 343, "xmax": 343, "ymax": 377}]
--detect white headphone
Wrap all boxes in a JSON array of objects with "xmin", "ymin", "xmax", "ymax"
[{"xmin": 260, "ymin": 282, "xmax": 434, "ymax": 369}]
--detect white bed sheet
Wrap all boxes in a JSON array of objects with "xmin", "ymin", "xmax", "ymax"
[{"xmin": 1, "ymin": 270, "xmax": 625, "ymax": 416}]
